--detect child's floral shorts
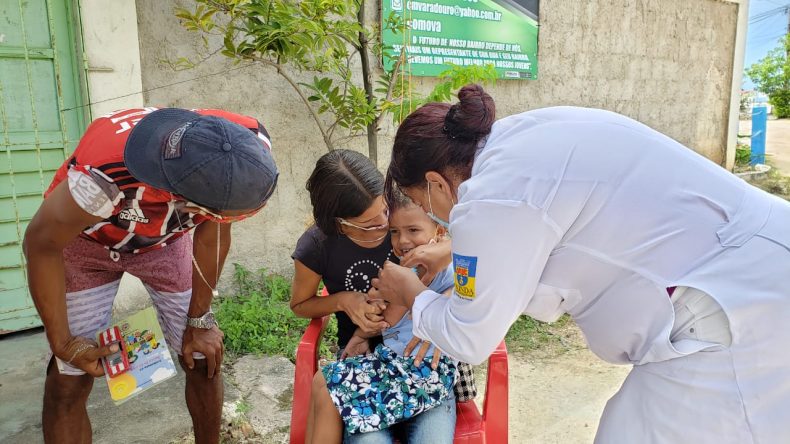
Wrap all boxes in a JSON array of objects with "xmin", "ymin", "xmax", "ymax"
[{"xmin": 321, "ymin": 344, "xmax": 457, "ymax": 436}]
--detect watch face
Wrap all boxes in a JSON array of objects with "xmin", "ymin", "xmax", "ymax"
[{"xmin": 190, "ymin": 312, "xmax": 216, "ymax": 328}]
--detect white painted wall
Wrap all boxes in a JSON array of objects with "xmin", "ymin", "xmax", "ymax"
[
  {"xmin": 724, "ymin": 0, "xmax": 750, "ymax": 170},
  {"xmin": 79, "ymin": 0, "xmax": 144, "ymax": 118},
  {"xmin": 79, "ymin": 0, "xmax": 149, "ymax": 314}
]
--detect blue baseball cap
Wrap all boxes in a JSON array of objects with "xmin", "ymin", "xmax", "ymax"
[{"xmin": 125, "ymin": 108, "xmax": 278, "ymax": 211}]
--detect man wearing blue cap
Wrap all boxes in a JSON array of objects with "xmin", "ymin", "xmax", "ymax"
[{"xmin": 23, "ymin": 107, "xmax": 278, "ymax": 444}]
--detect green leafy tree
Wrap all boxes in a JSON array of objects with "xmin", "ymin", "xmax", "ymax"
[
  {"xmin": 175, "ymin": 0, "xmax": 497, "ymax": 164},
  {"xmin": 746, "ymin": 34, "xmax": 790, "ymax": 118}
]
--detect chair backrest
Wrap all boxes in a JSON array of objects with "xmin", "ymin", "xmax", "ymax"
[
  {"xmin": 290, "ymin": 286, "xmax": 329, "ymax": 444},
  {"xmin": 289, "ymin": 316, "xmax": 329, "ymax": 444},
  {"xmin": 482, "ymin": 341, "xmax": 509, "ymax": 443}
]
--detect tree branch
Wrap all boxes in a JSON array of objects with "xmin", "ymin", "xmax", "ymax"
[
  {"xmin": 204, "ymin": 0, "xmax": 231, "ymax": 12},
  {"xmin": 248, "ymin": 55, "xmax": 335, "ymax": 151},
  {"xmin": 374, "ymin": 48, "xmax": 405, "ymax": 129},
  {"xmin": 384, "ymin": 49, "xmax": 405, "ymax": 103}
]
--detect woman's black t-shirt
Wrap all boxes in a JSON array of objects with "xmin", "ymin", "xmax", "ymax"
[{"xmin": 292, "ymin": 225, "xmax": 396, "ymax": 349}]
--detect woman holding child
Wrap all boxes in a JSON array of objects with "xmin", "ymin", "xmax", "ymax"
[{"xmin": 289, "ymin": 150, "xmax": 465, "ymax": 443}]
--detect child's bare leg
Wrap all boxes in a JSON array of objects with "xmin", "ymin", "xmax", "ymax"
[
  {"xmin": 306, "ymin": 384, "xmax": 317, "ymax": 444},
  {"xmin": 306, "ymin": 371, "xmax": 343, "ymax": 444}
]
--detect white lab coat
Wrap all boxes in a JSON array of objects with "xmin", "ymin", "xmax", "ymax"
[{"xmin": 411, "ymin": 107, "xmax": 790, "ymax": 443}]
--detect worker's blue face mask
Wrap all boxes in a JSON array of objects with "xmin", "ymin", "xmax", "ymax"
[{"xmin": 427, "ymin": 181, "xmax": 450, "ymax": 229}]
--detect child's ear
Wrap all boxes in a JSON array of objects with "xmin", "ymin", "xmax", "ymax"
[{"xmin": 435, "ymin": 225, "xmax": 447, "ymax": 239}]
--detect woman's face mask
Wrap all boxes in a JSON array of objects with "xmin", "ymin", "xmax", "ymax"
[
  {"xmin": 426, "ymin": 180, "xmax": 456, "ymax": 229},
  {"xmin": 426, "ymin": 181, "xmax": 450, "ymax": 229}
]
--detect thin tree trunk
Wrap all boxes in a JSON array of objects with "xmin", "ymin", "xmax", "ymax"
[{"xmin": 357, "ymin": 0, "xmax": 378, "ymax": 165}]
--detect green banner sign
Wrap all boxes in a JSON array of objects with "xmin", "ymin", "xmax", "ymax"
[{"xmin": 382, "ymin": 0, "xmax": 539, "ymax": 79}]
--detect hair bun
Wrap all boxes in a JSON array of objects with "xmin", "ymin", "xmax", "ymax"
[{"xmin": 443, "ymin": 84, "xmax": 495, "ymax": 141}]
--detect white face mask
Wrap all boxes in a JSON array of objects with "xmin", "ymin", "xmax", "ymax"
[{"xmin": 427, "ymin": 181, "xmax": 451, "ymax": 229}]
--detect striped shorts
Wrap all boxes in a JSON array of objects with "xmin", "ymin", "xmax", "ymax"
[{"xmin": 54, "ymin": 235, "xmax": 196, "ymax": 375}]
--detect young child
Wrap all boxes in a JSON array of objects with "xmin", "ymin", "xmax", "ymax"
[{"xmin": 306, "ymin": 191, "xmax": 458, "ymax": 444}]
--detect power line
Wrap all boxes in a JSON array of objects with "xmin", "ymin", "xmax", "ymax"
[
  {"xmin": 750, "ymin": 33, "xmax": 786, "ymax": 44},
  {"xmin": 62, "ymin": 63, "xmax": 257, "ymax": 112},
  {"xmin": 750, "ymin": 12, "xmax": 784, "ymax": 28},
  {"xmin": 751, "ymin": 13, "xmax": 783, "ymax": 25},
  {"xmin": 749, "ymin": 14, "xmax": 786, "ymax": 38},
  {"xmin": 750, "ymin": 4, "xmax": 790, "ymax": 23}
]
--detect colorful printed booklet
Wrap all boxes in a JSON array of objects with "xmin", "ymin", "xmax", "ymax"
[{"xmin": 97, "ymin": 306, "xmax": 178, "ymax": 405}]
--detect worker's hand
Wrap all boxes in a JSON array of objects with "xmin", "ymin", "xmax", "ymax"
[
  {"xmin": 404, "ymin": 336, "xmax": 442, "ymax": 370},
  {"xmin": 182, "ymin": 325, "xmax": 224, "ymax": 378},
  {"xmin": 400, "ymin": 241, "xmax": 452, "ymax": 285},
  {"xmin": 54, "ymin": 335, "xmax": 119, "ymax": 377},
  {"xmin": 341, "ymin": 335, "xmax": 372, "ymax": 359},
  {"xmin": 340, "ymin": 292, "xmax": 389, "ymax": 334},
  {"xmin": 370, "ymin": 261, "xmax": 427, "ymax": 308}
]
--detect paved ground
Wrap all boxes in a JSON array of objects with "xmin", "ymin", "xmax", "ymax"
[
  {"xmin": 2, "ymin": 326, "xmax": 625, "ymax": 443},
  {"xmin": 0, "ymin": 325, "xmax": 297, "ymax": 444},
  {"xmin": 0, "ymin": 328, "xmax": 194, "ymax": 443},
  {"xmin": 506, "ymin": 350, "xmax": 629, "ymax": 443},
  {"xmin": 739, "ymin": 118, "xmax": 790, "ymax": 175}
]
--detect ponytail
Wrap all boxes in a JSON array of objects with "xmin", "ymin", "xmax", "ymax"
[{"xmin": 388, "ymin": 84, "xmax": 496, "ymax": 191}]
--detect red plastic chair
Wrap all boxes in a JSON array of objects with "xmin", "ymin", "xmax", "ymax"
[{"xmin": 289, "ymin": 314, "xmax": 509, "ymax": 444}]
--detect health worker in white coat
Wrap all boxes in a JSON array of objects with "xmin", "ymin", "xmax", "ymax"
[{"xmin": 370, "ymin": 84, "xmax": 790, "ymax": 443}]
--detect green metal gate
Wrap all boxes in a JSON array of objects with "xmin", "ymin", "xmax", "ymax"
[{"xmin": 0, "ymin": 0, "xmax": 87, "ymax": 332}]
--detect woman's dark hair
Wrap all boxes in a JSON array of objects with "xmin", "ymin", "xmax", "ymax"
[
  {"xmin": 387, "ymin": 84, "xmax": 495, "ymax": 190},
  {"xmin": 306, "ymin": 149, "xmax": 384, "ymax": 236},
  {"xmin": 386, "ymin": 185, "xmax": 416, "ymax": 212}
]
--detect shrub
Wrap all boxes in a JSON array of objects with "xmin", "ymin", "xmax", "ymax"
[
  {"xmin": 770, "ymin": 90, "xmax": 790, "ymax": 118},
  {"xmin": 736, "ymin": 143, "xmax": 751, "ymax": 167}
]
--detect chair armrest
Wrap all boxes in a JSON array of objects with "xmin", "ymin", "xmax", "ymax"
[
  {"xmin": 289, "ymin": 316, "xmax": 329, "ymax": 444},
  {"xmin": 482, "ymin": 340, "xmax": 509, "ymax": 443}
]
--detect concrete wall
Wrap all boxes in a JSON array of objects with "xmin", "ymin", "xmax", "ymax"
[
  {"xmin": 132, "ymin": 0, "xmax": 739, "ymax": 284},
  {"xmin": 488, "ymin": 0, "xmax": 738, "ymax": 162}
]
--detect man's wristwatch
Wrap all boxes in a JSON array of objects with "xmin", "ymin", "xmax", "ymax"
[{"xmin": 187, "ymin": 311, "xmax": 217, "ymax": 329}]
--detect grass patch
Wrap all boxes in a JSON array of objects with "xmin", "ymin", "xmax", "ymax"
[
  {"xmin": 235, "ymin": 398, "xmax": 251, "ymax": 415},
  {"xmin": 214, "ymin": 264, "xmax": 338, "ymax": 361},
  {"xmin": 216, "ymin": 264, "xmax": 586, "ymax": 361},
  {"xmin": 505, "ymin": 314, "xmax": 584, "ymax": 358}
]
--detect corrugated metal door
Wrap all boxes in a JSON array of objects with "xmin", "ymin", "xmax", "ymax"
[{"xmin": 0, "ymin": 0, "xmax": 86, "ymax": 332}]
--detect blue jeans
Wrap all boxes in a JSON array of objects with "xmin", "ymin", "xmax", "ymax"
[{"xmin": 344, "ymin": 395, "xmax": 456, "ymax": 444}]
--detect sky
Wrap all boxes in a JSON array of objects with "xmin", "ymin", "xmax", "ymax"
[{"xmin": 743, "ymin": 0, "xmax": 789, "ymax": 89}]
